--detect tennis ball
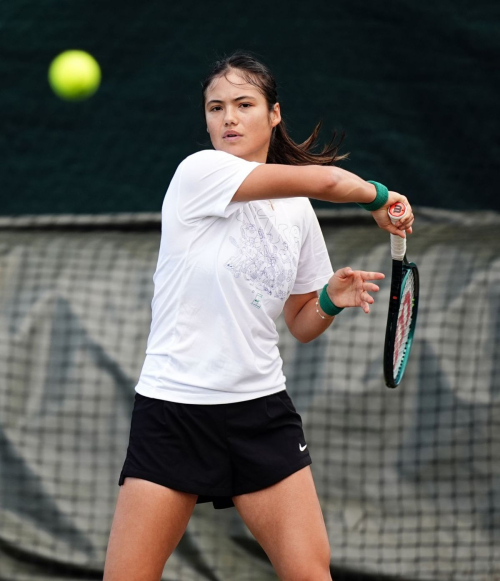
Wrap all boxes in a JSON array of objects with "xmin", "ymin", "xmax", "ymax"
[{"xmin": 48, "ymin": 50, "xmax": 101, "ymax": 101}]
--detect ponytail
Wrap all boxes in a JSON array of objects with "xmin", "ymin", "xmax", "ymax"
[{"xmin": 268, "ymin": 118, "xmax": 349, "ymax": 166}]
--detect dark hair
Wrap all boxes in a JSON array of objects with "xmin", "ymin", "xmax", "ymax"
[{"xmin": 201, "ymin": 51, "xmax": 349, "ymax": 166}]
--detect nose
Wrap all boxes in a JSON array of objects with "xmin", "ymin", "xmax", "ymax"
[{"xmin": 223, "ymin": 106, "xmax": 237, "ymax": 126}]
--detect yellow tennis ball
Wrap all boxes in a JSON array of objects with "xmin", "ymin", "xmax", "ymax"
[{"xmin": 48, "ymin": 50, "xmax": 101, "ymax": 101}]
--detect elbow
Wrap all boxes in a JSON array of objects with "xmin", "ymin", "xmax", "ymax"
[{"xmin": 290, "ymin": 328, "xmax": 308, "ymax": 344}]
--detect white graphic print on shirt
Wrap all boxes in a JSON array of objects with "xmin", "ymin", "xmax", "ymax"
[{"xmin": 224, "ymin": 205, "xmax": 300, "ymax": 301}]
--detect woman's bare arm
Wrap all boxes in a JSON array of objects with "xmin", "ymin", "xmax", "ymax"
[
  {"xmin": 233, "ymin": 164, "xmax": 375, "ymax": 205},
  {"xmin": 233, "ymin": 164, "xmax": 414, "ymax": 236}
]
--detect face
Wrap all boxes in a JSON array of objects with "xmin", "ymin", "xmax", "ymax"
[{"xmin": 204, "ymin": 69, "xmax": 281, "ymax": 163}]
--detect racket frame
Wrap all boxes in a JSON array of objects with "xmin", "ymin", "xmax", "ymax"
[{"xmin": 384, "ymin": 255, "xmax": 419, "ymax": 388}]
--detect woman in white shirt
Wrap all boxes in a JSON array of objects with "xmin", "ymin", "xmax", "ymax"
[{"xmin": 104, "ymin": 51, "xmax": 413, "ymax": 581}]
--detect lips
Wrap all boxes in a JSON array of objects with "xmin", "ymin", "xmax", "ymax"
[{"xmin": 223, "ymin": 131, "xmax": 242, "ymax": 138}]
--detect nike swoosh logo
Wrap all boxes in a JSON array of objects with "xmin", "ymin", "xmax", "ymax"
[{"xmin": 299, "ymin": 443, "xmax": 307, "ymax": 451}]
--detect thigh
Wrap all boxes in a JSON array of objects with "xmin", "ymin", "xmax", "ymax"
[
  {"xmin": 232, "ymin": 466, "xmax": 331, "ymax": 581},
  {"xmin": 103, "ymin": 477, "xmax": 198, "ymax": 581}
]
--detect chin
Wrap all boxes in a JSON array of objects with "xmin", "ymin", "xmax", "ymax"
[{"xmin": 219, "ymin": 143, "xmax": 247, "ymax": 156}]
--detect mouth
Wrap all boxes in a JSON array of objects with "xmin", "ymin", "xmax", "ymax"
[
  {"xmin": 223, "ymin": 131, "xmax": 242, "ymax": 139},
  {"xmin": 223, "ymin": 134, "xmax": 242, "ymax": 141}
]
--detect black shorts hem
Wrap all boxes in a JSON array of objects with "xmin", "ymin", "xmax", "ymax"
[
  {"xmin": 232, "ymin": 455, "xmax": 312, "ymax": 497},
  {"xmin": 118, "ymin": 468, "xmax": 231, "ymax": 497},
  {"xmin": 118, "ymin": 456, "xmax": 313, "ymax": 509}
]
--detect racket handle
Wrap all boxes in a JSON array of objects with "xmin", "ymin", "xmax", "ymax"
[{"xmin": 388, "ymin": 202, "xmax": 407, "ymax": 261}]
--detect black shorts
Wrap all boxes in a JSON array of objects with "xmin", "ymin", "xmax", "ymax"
[{"xmin": 118, "ymin": 390, "xmax": 312, "ymax": 509}]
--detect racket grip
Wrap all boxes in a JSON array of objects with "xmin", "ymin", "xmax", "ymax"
[{"xmin": 388, "ymin": 203, "xmax": 407, "ymax": 261}]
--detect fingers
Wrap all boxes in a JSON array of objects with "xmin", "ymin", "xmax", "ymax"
[
  {"xmin": 361, "ymin": 271, "xmax": 385, "ymax": 281},
  {"xmin": 361, "ymin": 291, "xmax": 374, "ymax": 304},
  {"xmin": 333, "ymin": 269, "xmax": 387, "ymax": 314},
  {"xmin": 397, "ymin": 215, "xmax": 414, "ymax": 233},
  {"xmin": 336, "ymin": 266, "xmax": 354, "ymax": 278},
  {"xmin": 338, "ymin": 269, "xmax": 385, "ymax": 282},
  {"xmin": 391, "ymin": 226, "xmax": 407, "ymax": 239},
  {"xmin": 361, "ymin": 277, "xmax": 383, "ymax": 313},
  {"xmin": 396, "ymin": 204, "xmax": 414, "ymax": 234},
  {"xmin": 387, "ymin": 192, "xmax": 414, "ymax": 235}
]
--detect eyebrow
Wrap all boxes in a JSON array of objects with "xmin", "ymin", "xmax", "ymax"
[{"xmin": 206, "ymin": 95, "xmax": 256, "ymax": 106}]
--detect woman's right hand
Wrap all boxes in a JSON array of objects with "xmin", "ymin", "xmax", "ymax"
[{"xmin": 370, "ymin": 191, "xmax": 414, "ymax": 238}]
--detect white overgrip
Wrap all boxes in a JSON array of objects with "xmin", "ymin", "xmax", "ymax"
[{"xmin": 388, "ymin": 203, "xmax": 407, "ymax": 261}]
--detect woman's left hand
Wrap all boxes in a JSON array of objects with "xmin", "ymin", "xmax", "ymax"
[{"xmin": 326, "ymin": 267, "xmax": 385, "ymax": 314}]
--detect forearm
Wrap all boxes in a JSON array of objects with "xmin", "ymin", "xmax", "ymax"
[
  {"xmin": 289, "ymin": 297, "xmax": 335, "ymax": 343},
  {"xmin": 326, "ymin": 166, "xmax": 378, "ymax": 205}
]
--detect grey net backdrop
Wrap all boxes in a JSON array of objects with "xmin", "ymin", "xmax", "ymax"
[{"xmin": 1, "ymin": 1, "xmax": 499, "ymax": 580}]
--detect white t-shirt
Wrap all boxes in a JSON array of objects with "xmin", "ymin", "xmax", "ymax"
[{"xmin": 135, "ymin": 149, "xmax": 334, "ymax": 404}]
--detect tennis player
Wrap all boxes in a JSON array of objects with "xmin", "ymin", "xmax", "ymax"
[{"xmin": 103, "ymin": 52, "xmax": 414, "ymax": 581}]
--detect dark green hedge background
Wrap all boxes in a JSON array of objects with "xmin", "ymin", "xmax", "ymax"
[{"xmin": 2, "ymin": 0, "xmax": 498, "ymax": 215}]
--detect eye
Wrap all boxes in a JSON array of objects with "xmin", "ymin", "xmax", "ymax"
[{"xmin": 209, "ymin": 103, "xmax": 251, "ymax": 112}]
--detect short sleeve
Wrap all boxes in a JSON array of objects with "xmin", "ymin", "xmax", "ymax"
[
  {"xmin": 291, "ymin": 200, "xmax": 334, "ymax": 294},
  {"xmin": 176, "ymin": 150, "xmax": 262, "ymax": 223}
]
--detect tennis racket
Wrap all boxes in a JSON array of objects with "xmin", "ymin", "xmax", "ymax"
[{"xmin": 383, "ymin": 202, "xmax": 419, "ymax": 388}]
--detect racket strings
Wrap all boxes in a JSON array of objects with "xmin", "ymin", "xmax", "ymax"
[{"xmin": 393, "ymin": 270, "xmax": 415, "ymax": 378}]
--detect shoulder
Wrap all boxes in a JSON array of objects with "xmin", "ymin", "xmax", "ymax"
[{"xmin": 178, "ymin": 149, "xmax": 245, "ymax": 172}]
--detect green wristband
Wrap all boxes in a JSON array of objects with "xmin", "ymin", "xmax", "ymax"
[
  {"xmin": 319, "ymin": 284, "xmax": 344, "ymax": 316},
  {"xmin": 357, "ymin": 180, "xmax": 389, "ymax": 212}
]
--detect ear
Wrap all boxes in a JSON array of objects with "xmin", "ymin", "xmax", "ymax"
[{"xmin": 270, "ymin": 103, "xmax": 281, "ymax": 128}]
